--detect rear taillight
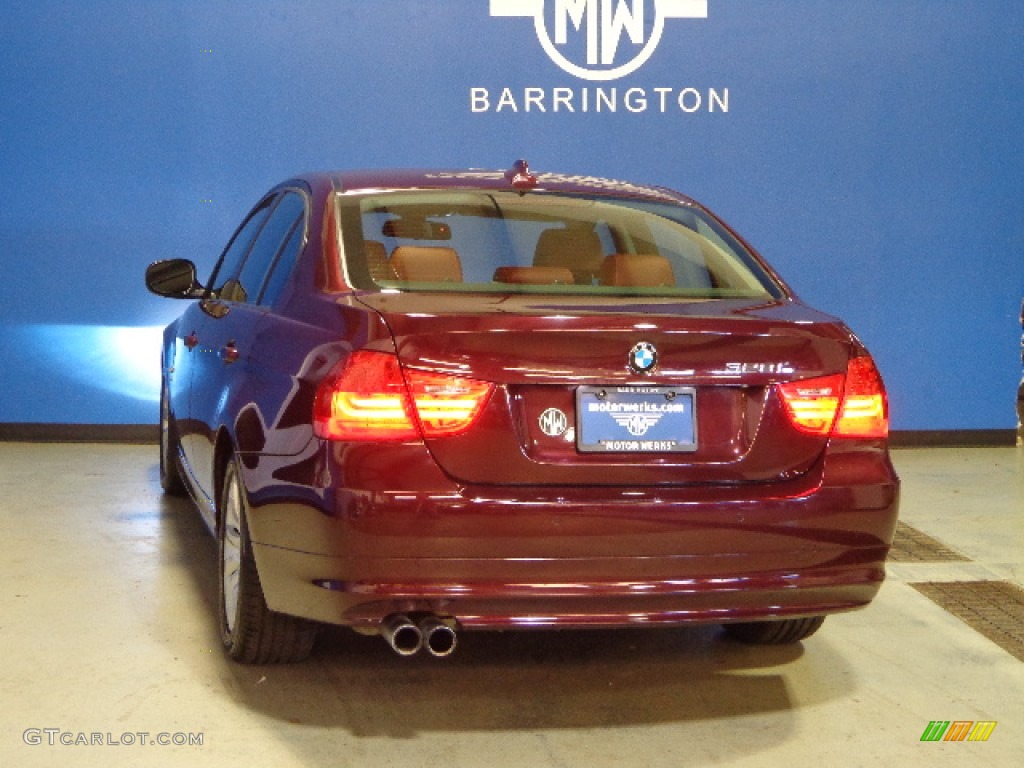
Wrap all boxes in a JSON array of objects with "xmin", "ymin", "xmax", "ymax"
[
  {"xmin": 778, "ymin": 355, "xmax": 888, "ymax": 439},
  {"xmin": 778, "ymin": 374, "xmax": 844, "ymax": 436},
  {"xmin": 404, "ymin": 368, "xmax": 495, "ymax": 437},
  {"xmin": 833, "ymin": 356, "xmax": 888, "ymax": 438},
  {"xmin": 313, "ymin": 351, "xmax": 493, "ymax": 441}
]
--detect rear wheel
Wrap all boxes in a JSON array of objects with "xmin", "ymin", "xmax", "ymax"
[
  {"xmin": 218, "ymin": 457, "xmax": 318, "ymax": 663},
  {"xmin": 159, "ymin": 381, "xmax": 187, "ymax": 496},
  {"xmin": 723, "ymin": 616, "xmax": 826, "ymax": 645}
]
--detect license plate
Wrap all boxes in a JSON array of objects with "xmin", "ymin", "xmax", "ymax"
[{"xmin": 576, "ymin": 386, "xmax": 697, "ymax": 453}]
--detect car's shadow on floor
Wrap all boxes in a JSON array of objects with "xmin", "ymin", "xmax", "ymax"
[{"xmin": 156, "ymin": 469, "xmax": 854, "ymax": 741}]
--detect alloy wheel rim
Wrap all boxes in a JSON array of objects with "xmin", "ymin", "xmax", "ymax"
[
  {"xmin": 221, "ymin": 474, "xmax": 242, "ymax": 634},
  {"xmin": 160, "ymin": 389, "xmax": 170, "ymax": 474}
]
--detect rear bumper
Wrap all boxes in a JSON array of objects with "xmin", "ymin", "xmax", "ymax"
[
  {"xmin": 256, "ymin": 552, "xmax": 885, "ymax": 630},
  {"xmin": 245, "ymin": 443, "xmax": 899, "ymax": 631}
]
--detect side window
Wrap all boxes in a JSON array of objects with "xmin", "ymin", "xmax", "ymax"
[
  {"xmin": 208, "ymin": 196, "xmax": 276, "ymax": 299},
  {"xmin": 593, "ymin": 220, "xmax": 616, "ymax": 256},
  {"xmin": 233, "ymin": 191, "xmax": 306, "ymax": 305},
  {"xmin": 258, "ymin": 215, "xmax": 305, "ymax": 306}
]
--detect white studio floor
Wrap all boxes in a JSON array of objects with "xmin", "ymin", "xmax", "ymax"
[{"xmin": 1, "ymin": 443, "xmax": 1021, "ymax": 768}]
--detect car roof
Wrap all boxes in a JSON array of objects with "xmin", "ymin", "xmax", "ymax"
[{"xmin": 296, "ymin": 167, "xmax": 695, "ymax": 205}]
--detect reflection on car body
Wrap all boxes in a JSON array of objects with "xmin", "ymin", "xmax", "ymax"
[{"xmin": 146, "ymin": 161, "xmax": 899, "ymax": 663}]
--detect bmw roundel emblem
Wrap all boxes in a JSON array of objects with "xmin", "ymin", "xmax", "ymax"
[{"xmin": 628, "ymin": 342, "xmax": 658, "ymax": 374}]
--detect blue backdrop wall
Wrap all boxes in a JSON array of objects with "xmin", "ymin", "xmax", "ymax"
[{"xmin": 1, "ymin": 0, "xmax": 1021, "ymax": 430}]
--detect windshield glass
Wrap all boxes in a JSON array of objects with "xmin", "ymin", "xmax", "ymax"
[{"xmin": 338, "ymin": 191, "xmax": 783, "ymax": 299}]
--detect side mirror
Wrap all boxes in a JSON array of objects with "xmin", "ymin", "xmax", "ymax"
[{"xmin": 145, "ymin": 259, "xmax": 204, "ymax": 299}]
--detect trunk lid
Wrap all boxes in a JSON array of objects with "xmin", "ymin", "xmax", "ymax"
[{"xmin": 356, "ymin": 292, "xmax": 854, "ymax": 486}]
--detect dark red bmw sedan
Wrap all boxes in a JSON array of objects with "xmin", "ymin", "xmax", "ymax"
[{"xmin": 146, "ymin": 162, "xmax": 899, "ymax": 663}]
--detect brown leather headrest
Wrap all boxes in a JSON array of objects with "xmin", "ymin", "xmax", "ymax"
[
  {"xmin": 533, "ymin": 228, "xmax": 603, "ymax": 284},
  {"xmin": 390, "ymin": 246, "xmax": 463, "ymax": 283},
  {"xmin": 599, "ymin": 254, "xmax": 675, "ymax": 287}
]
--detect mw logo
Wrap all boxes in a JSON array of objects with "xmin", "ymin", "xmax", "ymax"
[
  {"xmin": 538, "ymin": 407, "xmax": 569, "ymax": 437},
  {"xmin": 612, "ymin": 412, "xmax": 662, "ymax": 436},
  {"xmin": 491, "ymin": 0, "xmax": 708, "ymax": 81}
]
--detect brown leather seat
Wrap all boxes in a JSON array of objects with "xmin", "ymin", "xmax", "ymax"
[
  {"xmin": 493, "ymin": 266, "xmax": 574, "ymax": 285},
  {"xmin": 532, "ymin": 228, "xmax": 604, "ymax": 284},
  {"xmin": 599, "ymin": 253, "xmax": 676, "ymax": 287},
  {"xmin": 390, "ymin": 246, "xmax": 463, "ymax": 283},
  {"xmin": 364, "ymin": 240, "xmax": 397, "ymax": 282}
]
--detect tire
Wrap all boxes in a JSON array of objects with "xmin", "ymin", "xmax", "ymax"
[
  {"xmin": 159, "ymin": 381, "xmax": 187, "ymax": 496},
  {"xmin": 723, "ymin": 616, "xmax": 826, "ymax": 645},
  {"xmin": 218, "ymin": 457, "xmax": 318, "ymax": 663}
]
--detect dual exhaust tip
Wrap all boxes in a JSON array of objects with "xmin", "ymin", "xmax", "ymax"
[{"xmin": 382, "ymin": 614, "xmax": 457, "ymax": 658}]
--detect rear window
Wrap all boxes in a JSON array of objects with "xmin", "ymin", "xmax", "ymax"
[{"xmin": 338, "ymin": 191, "xmax": 782, "ymax": 299}]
